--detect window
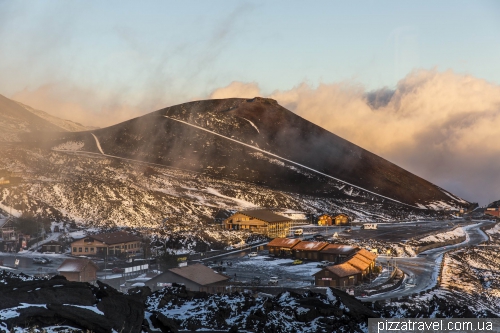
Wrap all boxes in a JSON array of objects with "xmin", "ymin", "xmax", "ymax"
[
  {"xmin": 85, "ymin": 248, "xmax": 88, "ymax": 252},
  {"xmin": 73, "ymin": 247, "xmax": 77, "ymax": 252},
  {"xmin": 78, "ymin": 247, "xmax": 82, "ymax": 252},
  {"xmin": 90, "ymin": 248, "xmax": 94, "ymax": 252}
]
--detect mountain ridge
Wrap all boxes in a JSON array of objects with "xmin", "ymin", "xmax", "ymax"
[{"xmin": 33, "ymin": 97, "xmax": 469, "ymax": 210}]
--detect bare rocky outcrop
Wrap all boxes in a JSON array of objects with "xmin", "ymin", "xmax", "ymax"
[{"xmin": 0, "ymin": 272, "xmax": 150, "ymax": 332}]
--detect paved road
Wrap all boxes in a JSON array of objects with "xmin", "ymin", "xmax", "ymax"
[{"xmin": 361, "ymin": 221, "xmax": 493, "ymax": 302}]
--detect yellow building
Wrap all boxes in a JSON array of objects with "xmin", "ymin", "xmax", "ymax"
[
  {"xmin": 334, "ymin": 213, "xmax": 350, "ymax": 225},
  {"xmin": 318, "ymin": 213, "xmax": 350, "ymax": 226},
  {"xmin": 317, "ymin": 214, "xmax": 333, "ymax": 226},
  {"xmin": 224, "ymin": 209, "xmax": 291, "ymax": 238},
  {"xmin": 71, "ymin": 231, "xmax": 142, "ymax": 257}
]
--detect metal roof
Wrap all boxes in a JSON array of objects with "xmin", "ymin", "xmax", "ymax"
[
  {"xmin": 238, "ymin": 209, "xmax": 291, "ymax": 223},
  {"xmin": 57, "ymin": 258, "xmax": 98, "ymax": 273},
  {"xmin": 267, "ymin": 238, "xmax": 301, "ymax": 248},
  {"xmin": 168, "ymin": 263, "xmax": 230, "ymax": 286},
  {"xmin": 89, "ymin": 231, "xmax": 141, "ymax": 245},
  {"xmin": 292, "ymin": 241, "xmax": 329, "ymax": 251},
  {"xmin": 320, "ymin": 244, "xmax": 358, "ymax": 255}
]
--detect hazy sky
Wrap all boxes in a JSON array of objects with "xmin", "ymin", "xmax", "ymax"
[{"xmin": 1, "ymin": 1, "xmax": 500, "ymax": 205}]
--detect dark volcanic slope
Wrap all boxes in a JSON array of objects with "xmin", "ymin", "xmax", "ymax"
[{"xmin": 42, "ymin": 97, "xmax": 467, "ymax": 208}]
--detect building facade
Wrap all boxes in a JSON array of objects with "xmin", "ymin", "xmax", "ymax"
[
  {"xmin": 57, "ymin": 258, "xmax": 99, "ymax": 282},
  {"xmin": 266, "ymin": 238, "xmax": 301, "ymax": 256},
  {"xmin": 71, "ymin": 231, "xmax": 142, "ymax": 257},
  {"xmin": 293, "ymin": 241, "xmax": 329, "ymax": 260},
  {"xmin": 146, "ymin": 263, "xmax": 230, "ymax": 293},
  {"xmin": 224, "ymin": 209, "xmax": 291, "ymax": 238},
  {"xmin": 41, "ymin": 240, "xmax": 63, "ymax": 253}
]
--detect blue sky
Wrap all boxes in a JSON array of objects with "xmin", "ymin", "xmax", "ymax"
[
  {"xmin": 1, "ymin": 0, "xmax": 499, "ymax": 98},
  {"xmin": 1, "ymin": 1, "xmax": 500, "ymax": 204}
]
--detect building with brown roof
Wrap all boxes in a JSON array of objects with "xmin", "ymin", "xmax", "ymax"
[
  {"xmin": 356, "ymin": 248, "xmax": 378, "ymax": 262},
  {"xmin": 146, "ymin": 263, "xmax": 230, "ymax": 293},
  {"xmin": 313, "ymin": 262, "xmax": 362, "ymax": 287},
  {"xmin": 293, "ymin": 241, "xmax": 329, "ymax": 260},
  {"xmin": 320, "ymin": 244, "xmax": 358, "ymax": 264},
  {"xmin": 57, "ymin": 258, "xmax": 99, "ymax": 282},
  {"xmin": 266, "ymin": 238, "xmax": 301, "ymax": 256},
  {"xmin": 70, "ymin": 231, "xmax": 142, "ymax": 257},
  {"xmin": 224, "ymin": 209, "xmax": 291, "ymax": 238},
  {"xmin": 41, "ymin": 240, "xmax": 63, "ymax": 254},
  {"xmin": 314, "ymin": 247, "xmax": 378, "ymax": 287}
]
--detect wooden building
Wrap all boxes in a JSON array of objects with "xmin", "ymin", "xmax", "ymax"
[
  {"xmin": 0, "ymin": 218, "xmax": 30, "ymax": 252},
  {"xmin": 485, "ymin": 209, "xmax": 500, "ymax": 217},
  {"xmin": 313, "ymin": 262, "xmax": 362, "ymax": 287},
  {"xmin": 318, "ymin": 213, "xmax": 351, "ymax": 226},
  {"xmin": 317, "ymin": 214, "xmax": 333, "ymax": 226},
  {"xmin": 333, "ymin": 214, "xmax": 350, "ymax": 225},
  {"xmin": 320, "ymin": 244, "xmax": 358, "ymax": 264},
  {"xmin": 146, "ymin": 263, "xmax": 230, "ymax": 293},
  {"xmin": 314, "ymin": 247, "xmax": 377, "ymax": 287},
  {"xmin": 293, "ymin": 241, "xmax": 329, "ymax": 260},
  {"xmin": 266, "ymin": 238, "xmax": 301, "ymax": 256},
  {"xmin": 41, "ymin": 240, "xmax": 63, "ymax": 253},
  {"xmin": 70, "ymin": 231, "xmax": 142, "ymax": 257},
  {"xmin": 57, "ymin": 258, "xmax": 99, "ymax": 282},
  {"xmin": 224, "ymin": 209, "xmax": 291, "ymax": 238}
]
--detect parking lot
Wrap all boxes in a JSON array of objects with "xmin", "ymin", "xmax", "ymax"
[
  {"xmin": 341, "ymin": 220, "xmax": 467, "ymax": 242},
  {"xmin": 0, "ymin": 252, "xmax": 68, "ymax": 277},
  {"xmin": 205, "ymin": 251, "xmax": 321, "ymax": 287}
]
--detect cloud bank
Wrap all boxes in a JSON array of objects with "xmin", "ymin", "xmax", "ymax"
[{"xmin": 210, "ymin": 69, "xmax": 500, "ymax": 205}]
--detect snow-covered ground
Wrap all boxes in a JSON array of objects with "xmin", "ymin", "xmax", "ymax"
[{"xmin": 418, "ymin": 227, "xmax": 465, "ymax": 243}]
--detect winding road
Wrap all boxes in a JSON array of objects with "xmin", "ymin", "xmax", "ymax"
[{"xmin": 361, "ymin": 221, "xmax": 493, "ymax": 301}]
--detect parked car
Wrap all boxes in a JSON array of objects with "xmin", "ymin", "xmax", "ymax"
[
  {"xmin": 112, "ymin": 267, "xmax": 124, "ymax": 274},
  {"xmin": 32, "ymin": 257, "xmax": 51, "ymax": 265},
  {"xmin": 268, "ymin": 276, "xmax": 279, "ymax": 285},
  {"xmin": 294, "ymin": 229, "xmax": 303, "ymax": 236},
  {"xmin": 317, "ymin": 260, "xmax": 331, "ymax": 268},
  {"xmin": 292, "ymin": 259, "xmax": 303, "ymax": 265},
  {"xmin": 248, "ymin": 252, "xmax": 258, "ymax": 257}
]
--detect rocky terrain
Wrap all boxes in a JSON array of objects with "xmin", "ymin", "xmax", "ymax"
[
  {"xmin": 0, "ymin": 97, "xmax": 472, "ymax": 250},
  {"xmin": 0, "ymin": 271, "xmax": 148, "ymax": 333},
  {"xmin": 2, "ymin": 268, "xmax": 499, "ymax": 333}
]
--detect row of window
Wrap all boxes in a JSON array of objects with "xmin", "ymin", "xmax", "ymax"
[{"xmin": 72, "ymin": 243, "xmax": 140, "ymax": 253}]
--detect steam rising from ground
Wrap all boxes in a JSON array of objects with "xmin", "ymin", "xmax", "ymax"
[{"xmin": 210, "ymin": 70, "xmax": 500, "ymax": 205}]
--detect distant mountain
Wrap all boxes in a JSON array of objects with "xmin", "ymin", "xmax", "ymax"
[
  {"xmin": 35, "ymin": 97, "xmax": 468, "ymax": 210},
  {"xmin": 0, "ymin": 94, "xmax": 94, "ymax": 141}
]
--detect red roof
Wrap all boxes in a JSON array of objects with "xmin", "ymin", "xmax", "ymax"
[
  {"xmin": 267, "ymin": 238, "xmax": 301, "ymax": 248},
  {"xmin": 320, "ymin": 244, "xmax": 358, "ymax": 255},
  {"xmin": 293, "ymin": 241, "xmax": 329, "ymax": 251}
]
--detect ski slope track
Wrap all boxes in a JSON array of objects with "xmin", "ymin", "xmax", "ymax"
[
  {"xmin": 91, "ymin": 133, "xmax": 105, "ymax": 155},
  {"xmin": 164, "ymin": 115, "xmax": 420, "ymax": 209}
]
